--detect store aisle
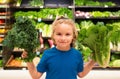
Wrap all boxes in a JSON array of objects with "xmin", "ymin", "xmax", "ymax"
[
  {"xmin": 0, "ymin": 69, "xmax": 32, "ymax": 79},
  {"xmin": 0, "ymin": 69, "xmax": 120, "ymax": 79},
  {"xmin": 80, "ymin": 70, "xmax": 120, "ymax": 79}
]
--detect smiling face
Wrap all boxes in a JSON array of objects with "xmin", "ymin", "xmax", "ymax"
[
  {"xmin": 51, "ymin": 16, "xmax": 78, "ymax": 51},
  {"xmin": 53, "ymin": 23, "xmax": 74, "ymax": 51}
]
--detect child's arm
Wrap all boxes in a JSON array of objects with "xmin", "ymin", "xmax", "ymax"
[
  {"xmin": 78, "ymin": 60, "xmax": 96, "ymax": 78},
  {"xmin": 21, "ymin": 51, "xmax": 43, "ymax": 79},
  {"xmin": 27, "ymin": 62, "xmax": 43, "ymax": 79}
]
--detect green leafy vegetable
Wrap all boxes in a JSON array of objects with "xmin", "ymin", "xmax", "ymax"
[
  {"xmin": 3, "ymin": 17, "xmax": 40, "ymax": 62},
  {"xmin": 29, "ymin": 0, "xmax": 43, "ymax": 7},
  {"xmin": 0, "ymin": 60, "xmax": 3, "ymax": 67},
  {"xmin": 75, "ymin": 0, "xmax": 116, "ymax": 6},
  {"xmin": 16, "ymin": 0, "xmax": 22, "ymax": 6},
  {"xmin": 110, "ymin": 60, "xmax": 120, "ymax": 67},
  {"xmin": 78, "ymin": 21, "xmax": 113, "ymax": 68},
  {"xmin": 107, "ymin": 22, "xmax": 120, "ymax": 46}
]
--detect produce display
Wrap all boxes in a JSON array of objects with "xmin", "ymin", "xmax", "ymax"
[
  {"xmin": 14, "ymin": 8, "xmax": 72, "ymax": 37},
  {"xmin": 0, "ymin": 19, "xmax": 5, "ymax": 24},
  {"xmin": 37, "ymin": 8, "xmax": 73, "ymax": 19},
  {"xmin": 75, "ymin": 0, "xmax": 116, "ymax": 6},
  {"xmin": 76, "ymin": 21, "xmax": 120, "ymax": 68},
  {"xmin": 0, "ymin": 37, "xmax": 4, "ymax": 43},
  {"xmin": 8, "ymin": 58, "xmax": 22, "ymax": 67},
  {"xmin": 0, "ymin": 0, "xmax": 15, "ymax": 4},
  {"xmin": 75, "ymin": 10, "xmax": 120, "ymax": 18},
  {"xmin": 14, "ymin": 11, "xmax": 38, "ymax": 20},
  {"xmin": 107, "ymin": 22, "xmax": 120, "ymax": 50},
  {"xmin": 29, "ymin": 0, "xmax": 43, "ymax": 7},
  {"xmin": 16, "ymin": 0, "xmax": 22, "ymax": 6},
  {"xmin": 6, "ymin": 56, "xmax": 26, "ymax": 67},
  {"xmin": 110, "ymin": 59, "xmax": 120, "ymax": 67},
  {"xmin": 0, "ymin": 59, "xmax": 3, "ymax": 67},
  {"xmin": 2, "ymin": 17, "xmax": 40, "ymax": 62},
  {"xmin": 109, "ymin": 51, "xmax": 120, "ymax": 67},
  {"xmin": 14, "ymin": 8, "xmax": 73, "ymax": 20},
  {"xmin": 0, "ymin": 12, "xmax": 9, "ymax": 15},
  {"xmin": 0, "ymin": 0, "xmax": 120, "ymax": 69},
  {"xmin": 0, "ymin": 28, "xmax": 8, "ymax": 34},
  {"xmin": 15, "ymin": 0, "xmax": 43, "ymax": 7},
  {"xmin": 36, "ymin": 22, "xmax": 52, "ymax": 37}
]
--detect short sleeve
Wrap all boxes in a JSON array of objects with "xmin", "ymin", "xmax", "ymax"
[
  {"xmin": 77, "ymin": 51, "xmax": 84, "ymax": 73},
  {"xmin": 37, "ymin": 51, "xmax": 48, "ymax": 73}
]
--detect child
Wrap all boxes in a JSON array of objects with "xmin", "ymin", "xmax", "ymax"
[{"xmin": 22, "ymin": 16, "xmax": 96, "ymax": 79}]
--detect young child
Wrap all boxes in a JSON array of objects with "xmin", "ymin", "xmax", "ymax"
[{"xmin": 22, "ymin": 16, "xmax": 96, "ymax": 79}]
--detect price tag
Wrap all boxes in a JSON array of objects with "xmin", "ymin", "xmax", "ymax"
[{"xmin": 38, "ymin": 18, "xmax": 42, "ymax": 22}]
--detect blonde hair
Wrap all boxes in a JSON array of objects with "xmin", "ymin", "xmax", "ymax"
[{"xmin": 51, "ymin": 16, "xmax": 78, "ymax": 47}]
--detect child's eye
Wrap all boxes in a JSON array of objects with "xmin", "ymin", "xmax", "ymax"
[
  {"xmin": 56, "ymin": 33, "xmax": 61, "ymax": 36},
  {"xmin": 66, "ymin": 33, "xmax": 70, "ymax": 36}
]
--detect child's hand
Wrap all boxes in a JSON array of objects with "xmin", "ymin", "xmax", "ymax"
[
  {"xmin": 21, "ymin": 51, "xmax": 28, "ymax": 59},
  {"xmin": 48, "ymin": 39, "xmax": 54, "ymax": 48},
  {"xmin": 39, "ymin": 37, "xmax": 44, "ymax": 44}
]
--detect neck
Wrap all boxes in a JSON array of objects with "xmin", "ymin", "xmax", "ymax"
[{"xmin": 56, "ymin": 46, "xmax": 71, "ymax": 51}]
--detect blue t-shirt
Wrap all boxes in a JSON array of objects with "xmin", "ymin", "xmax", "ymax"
[{"xmin": 37, "ymin": 47, "xmax": 83, "ymax": 79}]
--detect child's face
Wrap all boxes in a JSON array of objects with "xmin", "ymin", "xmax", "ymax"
[{"xmin": 53, "ymin": 23, "xmax": 73, "ymax": 50}]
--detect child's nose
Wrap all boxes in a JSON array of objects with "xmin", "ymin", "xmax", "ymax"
[{"xmin": 61, "ymin": 35, "xmax": 66, "ymax": 40}]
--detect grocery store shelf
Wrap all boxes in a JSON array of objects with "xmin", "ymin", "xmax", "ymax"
[
  {"xmin": 75, "ymin": 6, "xmax": 120, "ymax": 9},
  {"xmin": 0, "ymin": 4, "xmax": 10, "ymax": 8},
  {"xmin": 0, "ymin": 55, "xmax": 2, "ymax": 58}
]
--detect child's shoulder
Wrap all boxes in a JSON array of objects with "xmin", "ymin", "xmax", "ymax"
[
  {"xmin": 43, "ymin": 47, "xmax": 58, "ymax": 56},
  {"xmin": 44, "ymin": 47, "xmax": 56, "ymax": 53},
  {"xmin": 72, "ymin": 48, "xmax": 82, "ymax": 53},
  {"xmin": 71, "ymin": 48, "xmax": 82, "ymax": 56}
]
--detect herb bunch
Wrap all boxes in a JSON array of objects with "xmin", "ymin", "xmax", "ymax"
[{"xmin": 3, "ymin": 17, "xmax": 40, "ymax": 62}]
